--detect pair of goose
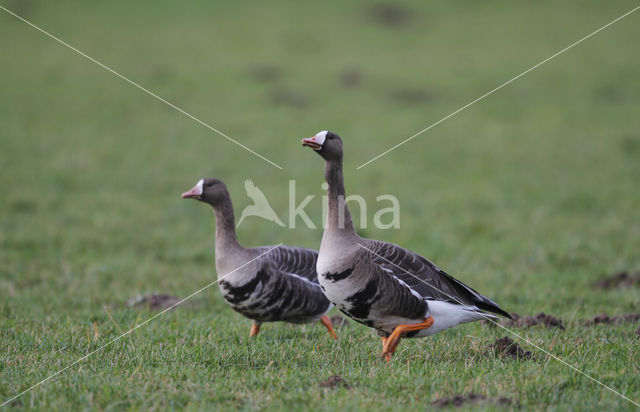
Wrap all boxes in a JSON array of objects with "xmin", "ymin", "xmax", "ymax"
[{"xmin": 182, "ymin": 131, "xmax": 510, "ymax": 361}]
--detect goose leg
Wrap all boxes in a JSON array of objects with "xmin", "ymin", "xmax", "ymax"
[
  {"xmin": 381, "ymin": 316, "xmax": 434, "ymax": 361},
  {"xmin": 320, "ymin": 315, "xmax": 338, "ymax": 340},
  {"xmin": 249, "ymin": 321, "xmax": 261, "ymax": 337},
  {"xmin": 381, "ymin": 337, "xmax": 391, "ymax": 362}
]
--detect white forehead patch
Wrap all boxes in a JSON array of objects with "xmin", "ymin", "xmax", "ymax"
[
  {"xmin": 194, "ymin": 179, "xmax": 204, "ymax": 195},
  {"xmin": 312, "ymin": 130, "xmax": 328, "ymax": 148}
]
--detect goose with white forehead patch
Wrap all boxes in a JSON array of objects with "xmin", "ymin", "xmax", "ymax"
[
  {"xmin": 182, "ymin": 178, "xmax": 338, "ymax": 339},
  {"xmin": 301, "ymin": 131, "xmax": 511, "ymax": 361}
]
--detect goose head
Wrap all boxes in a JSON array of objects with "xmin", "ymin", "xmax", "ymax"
[
  {"xmin": 182, "ymin": 178, "xmax": 229, "ymax": 206},
  {"xmin": 301, "ymin": 130, "xmax": 343, "ymax": 161}
]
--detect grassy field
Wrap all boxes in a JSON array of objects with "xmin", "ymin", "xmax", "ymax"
[{"xmin": 1, "ymin": 0, "xmax": 639, "ymax": 410}]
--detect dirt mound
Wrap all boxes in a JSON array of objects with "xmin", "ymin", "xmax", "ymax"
[
  {"xmin": 126, "ymin": 294, "xmax": 187, "ymax": 311},
  {"xmin": 483, "ymin": 312, "xmax": 564, "ymax": 330},
  {"xmin": 365, "ymin": 3, "xmax": 411, "ymax": 28},
  {"xmin": 491, "ymin": 337, "xmax": 532, "ymax": 360},
  {"xmin": 339, "ymin": 69, "xmax": 363, "ymax": 88},
  {"xmin": 593, "ymin": 271, "xmax": 640, "ymax": 289},
  {"xmin": 247, "ymin": 64, "xmax": 282, "ymax": 83},
  {"xmin": 587, "ymin": 313, "xmax": 640, "ymax": 325},
  {"xmin": 431, "ymin": 393, "xmax": 511, "ymax": 408},
  {"xmin": 319, "ymin": 375, "xmax": 350, "ymax": 389},
  {"xmin": 269, "ymin": 88, "xmax": 309, "ymax": 109},
  {"xmin": 508, "ymin": 312, "xmax": 565, "ymax": 330}
]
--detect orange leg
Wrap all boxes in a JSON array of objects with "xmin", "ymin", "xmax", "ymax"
[
  {"xmin": 381, "ymin": 337, "xmax": 391, "ymax": 362},
  {"xmin": 320, "ymin": 315, "xmax": 338, "ymax": 340},
  {"xmin": 381, "ymin": 316, "xmax": 434, "ymax": 361},
  {"xmin": 249, "ymin": 321, "xmax": 261, "ymax": 337}
]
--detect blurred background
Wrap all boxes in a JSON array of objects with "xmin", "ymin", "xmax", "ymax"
[
  {"xmin": 2, "ymin": 0, "xmax": 638, "ymax": 308},
  {"xmin": 1, "ymin": 0, "xmax": 639, "ymax": 409}
]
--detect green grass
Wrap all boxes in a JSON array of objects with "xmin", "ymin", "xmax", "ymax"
[{"xmin": 1, "ymin": 0, "xmax": 640, "ymax": 410}]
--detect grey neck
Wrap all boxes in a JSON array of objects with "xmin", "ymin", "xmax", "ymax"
[
  {"xmin": 212, "ymin": 195, "xmax": 243, "ymax": 255},
  {"xmin": 324, "ymin": 158, "xmax": 357, "ymax": 236}
]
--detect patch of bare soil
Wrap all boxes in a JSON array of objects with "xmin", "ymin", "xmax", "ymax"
[
  {"xmin": 593, "ymin": 271, "xmax": 640, "ymax": 290},
  {"xmin": 365, "ymin": 3, "xmax": 412, "ymax": 28},
  {"xmin": 329, "ymin": 315, "xmax": 349, "ymax": 327},
  {"xmin": 269, "ymin": 89, "xmax": 309, "ymax": 109},
  {"xmin": 431, "ymin": 393, "xmax": 511, "ymax": 408},
  {"xmin": 248, "ymin": 64, "xmax": 282, "ymax": 83},
  {"xmin": 319, "ymin": 375, "xmax": 350, "ymax": 389},
  {"xmin": 483, "ymin": 312, "xmax": 564, "ymax": 330},
  {"xmin": 491, "ymin": 337, "xmax": 532, "ymax": 360},
  {"xmin": 339, "ymin": 69, "xmax": 363, "ymax": 88},
  {"xmin": 126, "ymin": 294, "xmax": 188, "ymax": 311},
  {"xmin": 587, "ymin": 313, "xmax": 640, "ymax": 325},
  {"xmin": 508, "ymin": 312, "xmax": 564, "ymax": 330}
]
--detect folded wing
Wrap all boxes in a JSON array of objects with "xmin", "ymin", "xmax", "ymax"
[
  {"xmin": 257, "ymin": 245, "xmax": 320, "ymax": 284},
  {"xmin": 364, "ymin": 240, "xmax": 511, "ymax": 318}
]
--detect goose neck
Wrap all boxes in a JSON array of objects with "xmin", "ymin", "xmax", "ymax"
[
  {"xmin": 324, "ymin": 158, "xmax": 356, "ymax": 236},
  {"xmin": 212, "ymin": 196, "xmax": 242, "ymax": 255}
]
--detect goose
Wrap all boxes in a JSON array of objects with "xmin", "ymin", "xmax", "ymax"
[
  {"xmin": 301, "ymin": 131, "xmax": 510, "ymax": 360},
  {"xmin": 182, "ymin": 178, "xmax": 337, "ymax": 339}
]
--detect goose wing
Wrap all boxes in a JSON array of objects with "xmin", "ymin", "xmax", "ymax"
[
  {"xmin": 257, "ymin": 245, "xmax": 319, "ymax": 283},
  {"xmin": 363, "ymin": 239, "xmax": 511, "ymax": 318}
]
